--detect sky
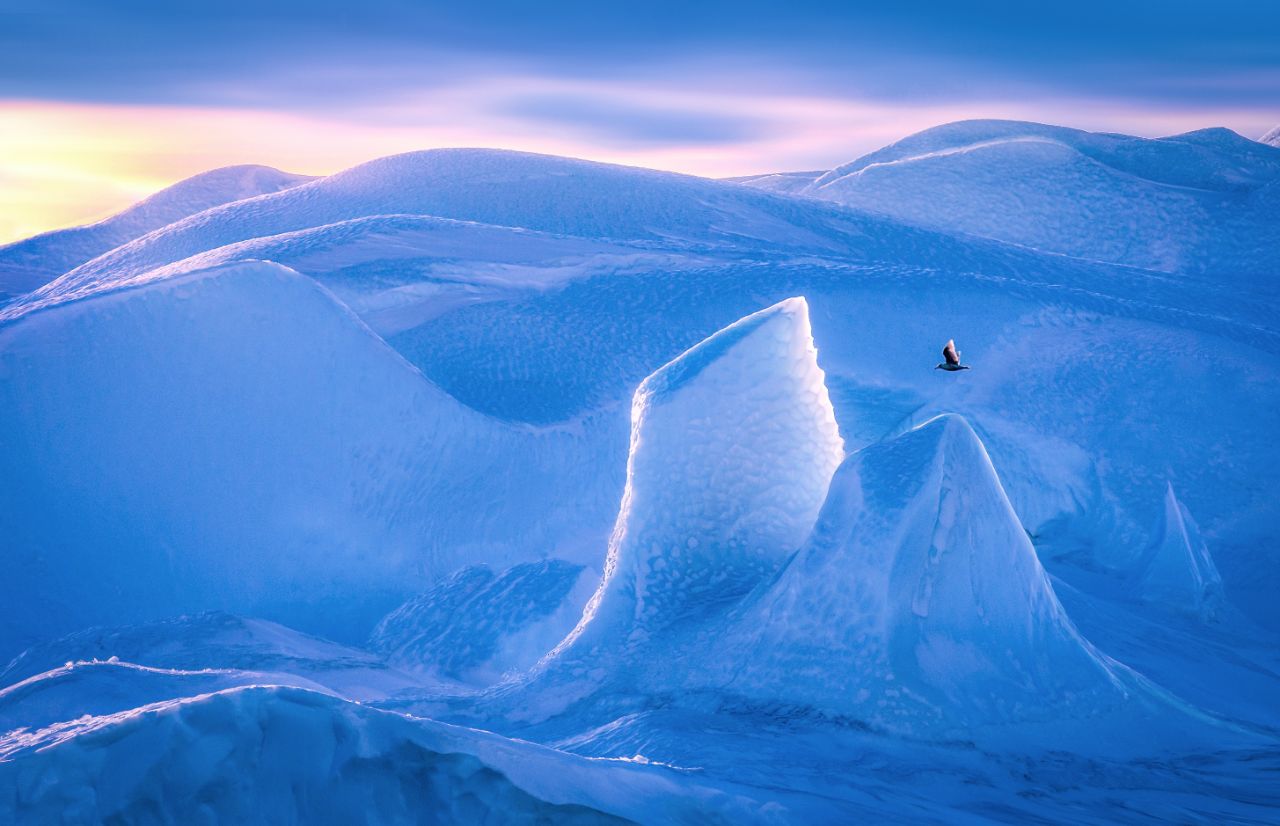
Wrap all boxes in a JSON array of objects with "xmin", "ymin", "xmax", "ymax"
[{"xmin": 1, "ymin": 0, "xmax": 1277, "ymax": 244}]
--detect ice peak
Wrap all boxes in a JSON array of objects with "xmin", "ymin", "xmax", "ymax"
[
  {"xmin": 711, "ymin": 411, "xmax": 1123, "ymax": 726},
  {"xmin": 636, "ymin": 295, "xmax": 812, "ymax": 401},
  {"xmin": 1131, "ymin": 482, "xmax": 1224, "ymax": 620},
  {"xmin": 561, "ymin": 296, "xmax": 845, "ymax": 651}
]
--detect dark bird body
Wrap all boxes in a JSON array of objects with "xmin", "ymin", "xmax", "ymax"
[{"xmin": 936, "ymin": 339, "xmax": 970, "ymax": 371}]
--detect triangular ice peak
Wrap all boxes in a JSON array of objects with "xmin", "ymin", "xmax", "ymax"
[
  {"xmin": 1131, "ymin": 483, "xmax": 1224, "ymax": 621},
  {"xmin": 713, "ymin": 414, "xmax": 1124, "ymax": 729},
  {"xmin": 563, "ymin": 297, "xmax": 845, "ymax": 650}
]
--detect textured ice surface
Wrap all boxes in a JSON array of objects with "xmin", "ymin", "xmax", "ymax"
[
  {"xmin": 511, "ymin": 307, "xmax": 1148, "ymax": 738},
  {"xmin": 546, "ymin": 298, "xmax": 844, "ymax": 675},
  {"xmin": 370, "ymin": 560, "xmax": 595, "ymax": 686}
]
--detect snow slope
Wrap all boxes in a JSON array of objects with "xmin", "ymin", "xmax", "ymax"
[
  {"xmin": 8, "ymin": 148, "xmax": 900, "ymax": 319},
  {"xmin": 1260, "ymin": 125, "xmax": 1280, "ymax": 148},
  {"xmin": 780, "ymin": 120, "xmax": 1280, "ymax": 276},
  {"xmin": 3, "ymin": 141, "xmax": 1275, "ymax": 633},
  {"xmin": 0, "ymin": 259, "xmax": 621, "ymax": 657},
  {"xmin": 0, "ymin": 165, "xmax": 311, "ymax": 301}
]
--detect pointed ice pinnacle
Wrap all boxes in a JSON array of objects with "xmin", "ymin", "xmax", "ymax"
[
  {"xmin": 558, "ymin": 296, "xmax": 845, "ymax": 654},
  {"xmin": 713, "ymin": 414, "xmax": 1124, "ymax": 727},
  {"xmin": 1131, "ymin": 482, "xmax": 1224, "ymax": 621}
]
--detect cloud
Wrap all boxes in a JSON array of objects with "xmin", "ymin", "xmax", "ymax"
[
  {"xmin": 2, "ymin": 0, "xmax": 1277, "ymax": 110},
  {"xmin": 493, "ymin": 93, "xmax": 768, "ymax": 147}
]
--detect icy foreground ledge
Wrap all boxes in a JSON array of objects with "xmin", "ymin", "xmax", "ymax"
[
  {"xmin": 550, "ymin": 297, "xmax": 844, "ymax": 667},
  {"xmin": 0, "ymin": 686, "xmax": 758, "ymax": 824}
]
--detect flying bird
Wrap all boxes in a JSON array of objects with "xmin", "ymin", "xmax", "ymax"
[{"xmin": 936, "ymin": 339, "xmax": 970, "ymax": 371}]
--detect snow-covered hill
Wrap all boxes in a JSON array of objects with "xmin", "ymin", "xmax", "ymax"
[
  {"xmin": 742, "ymin": 120, "xmax": 1280, "ymax": 277},
  {"xmin": 0, "ymin": 165, "xmax": 312, "ymax": 301}
]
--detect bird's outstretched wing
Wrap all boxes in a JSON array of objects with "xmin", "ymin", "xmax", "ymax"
[{"xmin": 942, "ymin": 339, "xmax": 960, "ymax": 367}]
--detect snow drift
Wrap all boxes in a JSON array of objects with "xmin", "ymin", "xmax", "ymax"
[
  {"xmin": 0, "ymin": 612, "xmax": 424, "ymax": 703},
  {"xmin": 0, "ymin": 685, "xmax": 760, "ymax": 824},
  {"xmin": 0, "ymin": 259, "xmax": 619, "ymax": 657}
]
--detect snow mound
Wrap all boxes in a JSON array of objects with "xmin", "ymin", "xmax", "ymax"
[
  {"xmin": 557, "ymin": 297, "xmax": 844, "ymax": 660},
  {"xmin": 1130, "ymin": 483, "xmax": 1224, "ymax": 621},
  {"xmin": 0, "ymin": 685, "xmax": 745, "ymax": 824},
  {"xmin": 12, "ymin": 149, "xmax": 881, "ymax": 318},
  {"xmin": 790, "ymin": 119, "xmax": 1280, "ymax": 275},
  {"xmin": 0, "ymin": 165, "xmax": 311, "ymax": 301},
  {"xmin": 710, "ymin": 414, "xmax": 1129, "ymax": 729},
  {"xmin": 370, "ymin": 561, "xmax": 596, "ymax": 686},
  {"xmin": 0, "ymin": 259, "xmax": 618, "ymax": 657}
]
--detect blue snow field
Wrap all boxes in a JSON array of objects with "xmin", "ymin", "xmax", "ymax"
[{"xmin": 2, "ymin": 121, "xmax": 1279, "ymax": 823}]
